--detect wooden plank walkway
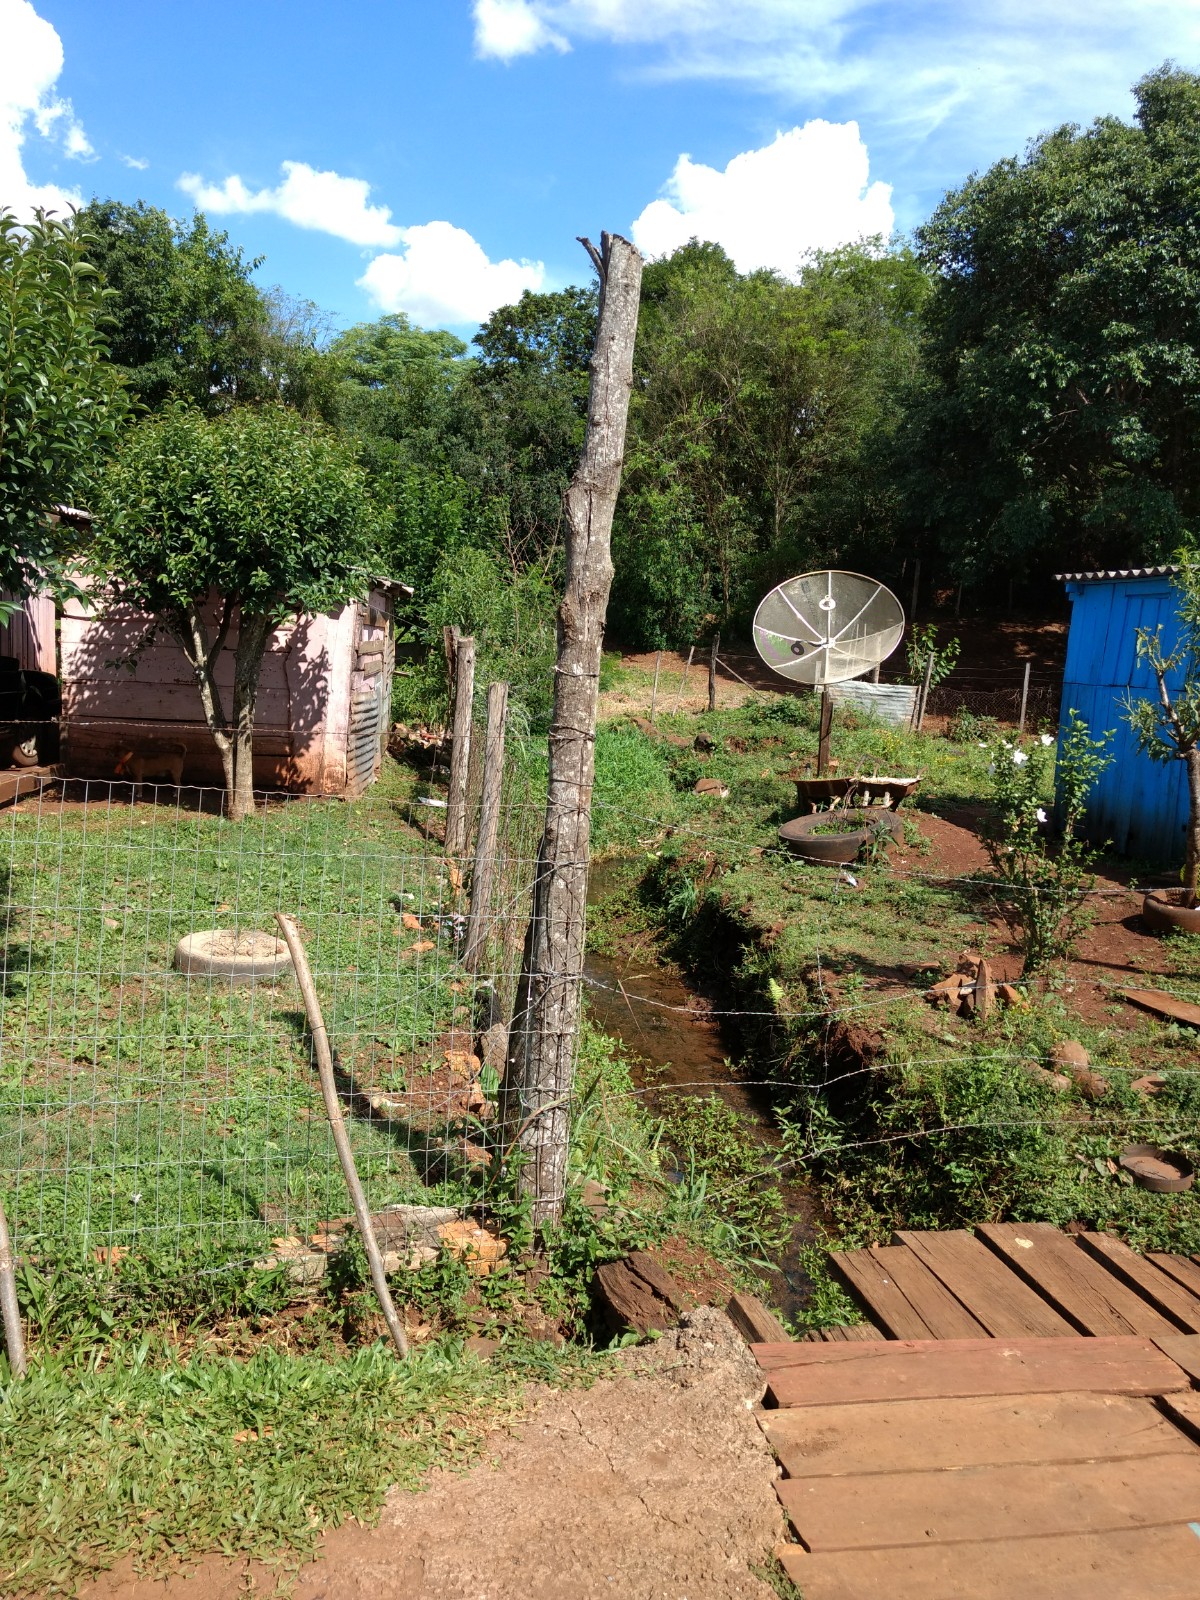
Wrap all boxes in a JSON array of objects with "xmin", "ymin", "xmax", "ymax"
[{"xmin": 752, "ymin": 1227, "xmax": 1200, "ymax": 1597}]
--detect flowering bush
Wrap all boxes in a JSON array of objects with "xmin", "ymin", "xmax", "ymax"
[{"xmin": 981, "ymin": 712, "xmax": 1112, "ymax": 975}]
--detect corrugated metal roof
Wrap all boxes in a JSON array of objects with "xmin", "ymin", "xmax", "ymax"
[{"xmin": 1055, "ymin": 564, "xmax": 1179, "ymax": 583}]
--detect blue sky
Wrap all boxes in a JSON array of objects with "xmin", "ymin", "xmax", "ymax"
[{"xmin": 5, "ymin": 0, "xmax": 1199, "ymax": 336}]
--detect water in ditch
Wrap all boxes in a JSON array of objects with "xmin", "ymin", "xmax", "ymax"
[{"xmin": 583, "ymin": 869, "xmax": 821, "ymax": 1321}]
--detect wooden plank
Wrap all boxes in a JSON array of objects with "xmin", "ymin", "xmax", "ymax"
[
  {"xmin": 1161, "ymin": 1390, "xmax": 1200, "ymax": 1442},
  {"xmin": 757, "ymin": 1336, "xmax": 1192, "ymax": 1407},
  {"xmin": 776, "ymin": 1525, "xmax": 1200, "ymax": 1600},
  {"xmin": 976, "ymin": 1222, "xmax": 1178, "ymax": 1337},
  {"xmin": 725, "ymin": 1291, "xmax": 790, "ymax": 1346},
  {"xmin": 760, "ymin": 1391, "xmax": 1193, "ymax": 1478},
  {"xmin": 836, "ymin": 1321, "xmax": 883, "ymax": 1342},
  {"xmin": 829, "ymin": 1248, "xmax": 934, "ymax": 1339},
  {"xmin": 1151, "ymin": 1253, "xmax": 1200, "ymax": 1299},
  {"xmin": 777, "ymin": 1451, "xmax": 1200, "ymax": 1551},
  {"xmin": 894, "ymin": 1229, "xmax": 1074, "ymax": 1336},
  {"xmin": 1154, "ymin": 1334, "xmax": 1200, "ymax": 1384},
  {"xmin": 1078, "ymin": 1232, "xmax": 1200, "ymax": 1332},
  {"xmin": 873, "ymin": 1244, "xmax": 989, "ymax": 1338},
  {"xmin": 1124, "ymin": 986, "xmax": 1200, "ymax": 1027}
]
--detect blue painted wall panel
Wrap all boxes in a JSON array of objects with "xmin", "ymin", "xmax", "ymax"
[{"xmin": 1059, "ymin": 577, "xmax": 1190, "ymax": 864}]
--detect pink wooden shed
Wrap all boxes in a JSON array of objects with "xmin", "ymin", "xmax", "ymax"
[
  {"xmin": 0, "ymin": 591, "xmax": 56, "ymax": 675},
  {"xmin": 59, "ymin": 580, "xmax": 409, "ymax": 796}
]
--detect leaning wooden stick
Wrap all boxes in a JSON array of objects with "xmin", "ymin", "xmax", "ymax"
[
  {"xmin": 0, "ymin": 1194, "xmax": 27, "ymax": 1378},
  {"xmin": 275, "ymin": 913, "xmax": 409, "ymax": 1358}
]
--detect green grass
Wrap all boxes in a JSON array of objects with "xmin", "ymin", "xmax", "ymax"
[
  {"xmin": 588, "ymin": 692, "xmax": 1200, "ymax": 1273},
  {"xmin": 0, "ymin": 1333, "xmax": 597, "ymax": 1597},
  {"xmin": 0, "ymin": 762, "xmax": 541, "ymax": 1261}
]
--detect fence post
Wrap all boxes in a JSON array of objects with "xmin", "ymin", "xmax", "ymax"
[
  {"xmin": 505, "ymin": 232, "xmax": 642, "ymax": 1230},
  {"xmin": 0, "ymin": 1195, "xmax": 26, "ymax": 1378},
  {"xmin": 1017, "ymin": 660, "xmax": 1031, "ymax": 735},
  {"xmin": 462, "ymin": 681, "xmax": 509, "ymax": 974},
  {"xmin": 708, "ymin": 632, "xmax": 720, "ymax": 712},
  {"xmin": 671, "ymin": 645, "xmax": 695, "ymax": 714},
  {"xmin": 915, "ymin": 650, "xmax": 935, "ymax": 732},
  {"xmin": 445, "ymin": 633, "xmax": 475, "ymax": 857},
  {"xmin": 817, "ymin": 687, "xmax": 834, "ymax": 775},
  {"xmin": 650, "ymin": 650, "xmax": 662, "ymax": 720}
]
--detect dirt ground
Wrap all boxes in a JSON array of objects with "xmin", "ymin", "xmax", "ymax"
[
  {"xmin": 888, "ymin": 810, "xmax": 1182, "ymax": 1029},
  {"xmin": 78, "ymin": 1310, "xmax": 786, "ymax": 1600}
]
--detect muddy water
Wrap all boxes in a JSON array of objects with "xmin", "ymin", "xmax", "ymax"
[{"xmin": 583, "ymin": 878, "xmax": 820, "ymax": 1320}]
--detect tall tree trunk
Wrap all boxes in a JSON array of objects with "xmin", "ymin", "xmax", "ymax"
[
  {"xmin": 229, "ymin": 613, "xmax": 273, "ymax": 822},
  {"xmin": 173, "ymin": 598, "xmax": 236, "ymax": 809},
  {"xmin": 504, "ymin": 233, "xmax": 642, "ymax": 1229}
]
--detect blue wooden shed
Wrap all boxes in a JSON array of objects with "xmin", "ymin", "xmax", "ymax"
[{"xmin": 1057, "ymin": 565, "xmax": 1189, "ymax": 863}]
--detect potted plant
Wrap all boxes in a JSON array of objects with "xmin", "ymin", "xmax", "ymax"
[{"xmin": 1124, "ymin": 560, "xmax": 1200, "ymax": 933}]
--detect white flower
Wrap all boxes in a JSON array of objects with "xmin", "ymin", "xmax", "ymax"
[
  {"xmin": 1012, "ymin": 750, "xmax": 1029, "ymax": 766},
  {"xmin": 1036, "ymin": 807, "xmax": 1048, "ymax": 823},
  {"xmin": 130, "ymin": 1192, "xmax": 142, "ymax": 1206},
  {"xmin": 987, "ymin": 762, "xmax": 996, "ymax": 775},
  {"xmin": 1040, "ymin": 733, "xmax": 1054, "ymax": 747}
]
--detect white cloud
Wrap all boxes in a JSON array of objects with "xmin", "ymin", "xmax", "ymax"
[
  {"xmin": 466, "ymin": 1, "xmax": 1200, "ymax": 204},
  {"xmin": 358, "ymin": 221, "xmax": 545, "ymax": 326},
  {"xmin": 632, "ymin": 122, "xmax": 892, "ymax": 275},
  {"xmin": 178, "ymin": 160, "xmax": 405, "ymax": 248},
  {"xmin": 474, "ymin": 0, "xmax": 570, "ymax": 60},
  {"xmin": 121, "ymin": 154, "xmax": 149, "ymax": 171},
  {"xmin": 0, "ymin": 0, "xmax": 92, "ymax": 217}
]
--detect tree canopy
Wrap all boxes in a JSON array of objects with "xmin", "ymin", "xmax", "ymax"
[
  {"xmin": 0, "ymin": 209, "xmax": 126, "ymax": 605},
  {"xmin": 907, "ymin": 65, "xmax": 1200, "ymax": 585},
  {"xmin": 94, "ymin": 404, "xmax": 384, "ymax": 817}
]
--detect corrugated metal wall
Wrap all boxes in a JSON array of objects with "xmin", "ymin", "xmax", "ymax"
[{"xmin": 1060, "ymin": 575, "xmax": 1189, "ymax": 862}]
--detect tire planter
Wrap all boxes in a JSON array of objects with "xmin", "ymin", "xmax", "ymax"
[
  {"xmin": 1142, "ymin": 890, "xmax": 1200, "ymax": 936},
  {"xmin": 1119, "ymin": 1143, "xmax": 1194, "ymax": 1193},
  {"xmin": 778, "ymin": 806, "xmax": 903, "ymax": 866},
  {"xmin": 173, "ymin": 929, "xmax": 293, "ymax": 983}
]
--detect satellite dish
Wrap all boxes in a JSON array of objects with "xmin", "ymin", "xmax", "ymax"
[{"xmin": 752, "ymin": 570, "xmax": 904, "ymax": 687}]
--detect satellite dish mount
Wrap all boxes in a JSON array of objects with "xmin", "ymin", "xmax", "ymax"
[{"xmin": 751, "ymin": 570, "xmax": 905, "ymax": 775}]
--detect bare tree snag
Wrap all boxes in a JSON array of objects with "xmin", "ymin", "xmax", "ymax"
[
  {"xmin": 463, "ymin": 681, "xmax": 509, "ymax": 974},
  {"xmin": 505, "ymin": 232, "xmax": 642, "ymax": 1227},
  {"xmin": 445, "ymin": 633, "xmax": 476, "ymax": 857}
]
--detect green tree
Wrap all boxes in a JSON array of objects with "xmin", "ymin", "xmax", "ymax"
[
  {"xmin": 93, "ymin": 406, "xmax": 385, "ymax": 819},
  {"xmin": 613, "ymin": 240, "xmax": 925, "ymax": 645},
  {"xmin": 908, "ymin": 66, "xmax": 1200, "ymax": 586},
  {"xmin": 79, "ymin": 201, "xmax": 338, "ymax": 419},
  {"xmin": 77, "ymin": 200, "xmax": 269, "ymax": 411},
  {"xmin": 0, "ymin": 209, "xmax": 126, "ymax": 604}
]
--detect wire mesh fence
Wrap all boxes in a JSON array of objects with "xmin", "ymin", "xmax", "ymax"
[{"xmin": 0, "ymin": 755, "xmax": 545, "ymax": 1272}]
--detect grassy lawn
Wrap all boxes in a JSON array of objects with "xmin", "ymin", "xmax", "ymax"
[{"xmin": 0, "ymin": 764, "xmax": 545, "ymax": 1261}]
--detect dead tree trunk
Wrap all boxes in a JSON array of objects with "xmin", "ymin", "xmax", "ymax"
[{"xmin": 504, "ymin": 233, "xmax": 642, "ymax": 1227}]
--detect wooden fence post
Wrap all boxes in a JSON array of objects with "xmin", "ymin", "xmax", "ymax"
[
  {"xmin": 915, "ymin": 650, "xmax": 935, "ymax": 733},
  {"xmin": 672, "ymin": 646, "xmax": 695, "ymax": 714},
  {"xmin": 817, "ymin": 687, "xmax": 834, "ymax": 775},
  {"xmin": 650, "ymin": 650, "xmax": 662, "ymax": 720},
  {"xmin": 445, "ymin": 634, "xmax": 475, "ymax": 857},
  {"xmin": 462, "ymin": 682, "xmax": 509, "ymax": 974},
  {"xmin": 0, "ymin": 1195, "xmax": 26, "ymax": 1378},
  {"xmin": 1017, "ymin": 660, "xmax": 1031, "ymax": 735},
  {"xmin": 708, "ymin": 633, "xmax": 720, "ymax": 712},
  {"xmin": 505, "ymin": 233, "xmax": 642, "ymax": 1229}
]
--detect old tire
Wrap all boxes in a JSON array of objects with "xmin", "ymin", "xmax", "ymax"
[
  {"xmin": 9, "ymin": 733, "xmax": 40, "ymax": 768},
  {"xmin": 173, "ymin": 929, "xmax": 293, "ymax": 983},
  {"xmin": 778, "ymin": 806, "xmax": 903, "ymax": 865},
  {"xmin": 1142, "ymin": 891, "xmax": 1200, "ymax": 936}
]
